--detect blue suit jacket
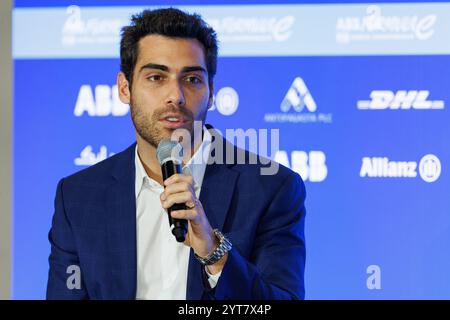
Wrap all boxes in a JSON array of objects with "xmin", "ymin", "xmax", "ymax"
[{"xmin": 46, "ymin": 134, "xmax": 306, "ymax": 300}]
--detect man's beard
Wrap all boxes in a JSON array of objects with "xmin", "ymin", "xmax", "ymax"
[{"xmin": 130, "ymin": 98, "xmax": 200, "ymax": 148}]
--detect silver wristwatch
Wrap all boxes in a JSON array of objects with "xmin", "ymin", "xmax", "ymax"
[{"xmin": 194, "ymin": 229, "xmax": 232, "ymax": 266}]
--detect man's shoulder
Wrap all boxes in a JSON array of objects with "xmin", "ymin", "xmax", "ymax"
[
  {"xmin": 205, "ymin": 126, "xmax": 302, "ymax": 188},
  {"xmin": 61, "ymin": 143, "xmax": 136, "ymax": 187},
  {"xmin": 225, "ymin": 143, "xmax": 303, "ymax": 191},
  {"xmin": 219, "ymin": 145, "xmax": 306, "ymax": 208}
]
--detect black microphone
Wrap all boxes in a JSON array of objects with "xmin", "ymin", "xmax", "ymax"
[{"xmin": 156, "ymin": 139, "xmax": 188, "ymax": 242}]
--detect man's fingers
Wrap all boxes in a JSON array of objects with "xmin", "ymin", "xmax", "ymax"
[
  {"xmin": 160, "ymin": 182, "xmax": 193, "ymax": 200},
  {"xmin": 164, "ymin": 173, "xmax": 194, "ymax": 186},
  {"xmin": 161, "ymin": 191, "xmax": 194, "ymax": 209},
  {"xmin": 171, "ymin": 209, "xmax": 198, "ymax": 221}
]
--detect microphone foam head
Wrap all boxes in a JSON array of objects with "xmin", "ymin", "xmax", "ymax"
[{"xmin": 156, "ymin": 139, "xmax": 183, "ymax": 165}]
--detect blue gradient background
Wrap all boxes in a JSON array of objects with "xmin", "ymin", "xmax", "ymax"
[{"xmin": 13, "ymin": 1, "xmax": 450, "ymax": 299}]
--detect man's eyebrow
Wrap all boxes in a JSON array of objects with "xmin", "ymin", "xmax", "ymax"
[
  {"xmin": 139, "ymin": 63, "xmax": 169, "ymax": 72},
  {"xmin": 139, "ymin": 63, "xmax": 207, "ymax": 74},
  {"xmin": 181, "ymin": 66, "xmax": 207, "ymax": 74}
]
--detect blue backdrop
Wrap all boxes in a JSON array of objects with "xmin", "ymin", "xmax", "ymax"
[{"xmin": 13, "ymin": 0, "xmax": 450, "ymax": 299}]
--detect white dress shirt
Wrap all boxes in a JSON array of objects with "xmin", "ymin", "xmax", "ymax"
[{"xmin": 135, "ymin": 128, "xmax": 221, "ymax": 300}]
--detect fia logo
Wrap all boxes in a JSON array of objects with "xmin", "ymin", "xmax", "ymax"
[
  {"xmin": 274, "ymin": 150, "xmax": 327, "ymax": 182},
  {"xmin": 208, "ymin": 87, "xmax": 239, "ymax": 116},
  {"xmin": 74, "ymin": 85, "xmax": 130, "ymax": 117}
]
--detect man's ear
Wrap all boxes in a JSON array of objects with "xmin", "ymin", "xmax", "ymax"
[{"xmin": 117, "ymin": 72, "xmax": 131, "ymax": 104}]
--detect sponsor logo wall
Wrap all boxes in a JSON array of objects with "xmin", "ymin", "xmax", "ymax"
[{"xmin": 13, "ymin": 0, "xmax": 450, "ymax": 299}]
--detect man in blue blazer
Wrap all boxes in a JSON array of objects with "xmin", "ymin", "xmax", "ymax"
[{"xmin": 47, "ymin": 8, "xmax": 306, "ymax": 300}]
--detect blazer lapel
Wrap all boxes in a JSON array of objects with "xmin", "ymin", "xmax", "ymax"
[{"xmin": 105, "ymin": 143, "xmax": 137, "ymax": 299}]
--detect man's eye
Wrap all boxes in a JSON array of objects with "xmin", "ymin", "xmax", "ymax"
[
  {"xmin": 185, "ymin": 76, "xmax": 202, "ymax": 84},
  {"xmin": 147, "ymin": 75, "xmax": 163, "ymax": 81}
]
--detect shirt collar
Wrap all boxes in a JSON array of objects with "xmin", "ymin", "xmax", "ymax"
[
  {"xmin": 135, "ymin": 126, "xmax": 212, "ymax": 199},
  {"xmin": 135, "ymin": 145, "xmax": 149, "ymax": 199}
]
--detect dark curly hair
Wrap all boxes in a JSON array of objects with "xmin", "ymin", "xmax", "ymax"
[{"xmin": 120, "ymin": 8, "xmax": 218, "ymax": 89}]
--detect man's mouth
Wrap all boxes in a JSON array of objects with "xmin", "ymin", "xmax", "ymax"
[
  {"xmin": 166, "ymin": 117, "xmax": 183, "ymax": 123},
  {"xmin": 159, "ymin": 115, "xmax": 190, "ymax": 128}
]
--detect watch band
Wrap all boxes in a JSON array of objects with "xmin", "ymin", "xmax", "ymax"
[{"xmin": 194, "ymin": 229, "xmax": 232, "ymax": 266}]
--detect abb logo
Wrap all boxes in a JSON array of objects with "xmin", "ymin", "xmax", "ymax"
[
  {"xmin": 274, "ymin": 150, "xmax": 327, "ymax": 182},
  {"xmin": 74, "ymin": 85, "xmax": 129, "ymax": 117}
]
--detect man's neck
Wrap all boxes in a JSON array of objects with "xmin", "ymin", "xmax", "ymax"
[{"xmin": 136, "ymin": 135, "xmax": 163, "ymax": 185}]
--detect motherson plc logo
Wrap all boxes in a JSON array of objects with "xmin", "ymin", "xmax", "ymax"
[
  {"xmin": 360, "ymin": 154, "xmax": 441, "ymax": 183},
  {"xmin": 280, "ymin": 77, "xmax": 316, "ymax": 113},
  {"xmin": 357, "ymin": 90, "xmax": 444, "ymax": 110},
  {"xmin": 74, "ymin": 85, "xmax": 130, "ymax": 117},
  {"xmin": 264, "ymin": 77, "xmax": 332, "ymax": 124},
  {"xmin": 207, "ymin": 15, "xmax": 294, "ymax": 43},
  {"xmin": 274, "ymin": 150, "xmax": 327, "ymax": 182},
  {"xmin": 62, "ymin": 5, "xmax": 125, "ymax": 46},
  {"xmin": 336, "ymin": 4, "xmax": 437, "ymax": 44}
]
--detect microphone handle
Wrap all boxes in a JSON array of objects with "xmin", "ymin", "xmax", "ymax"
[{"xmin": 161, "ymin": 160, "xmax": 188, "ymax": 242}]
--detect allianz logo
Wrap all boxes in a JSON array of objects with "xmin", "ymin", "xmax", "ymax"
[
  {"xmin": 62, "ymin": 5, "xmax": 125, "ymax": 46},
  {"xmin": 360, "ymin": 154, "xmax": 441, "ymax": 183},
  {"xmin": 357, "ymin": 90, "xmax": 444, "ymax": 110},
  {"xmin": 274, "ymin": 150, "xmax": 327, "ymax": 182},
  {"xmin": 336, "ymin": 4, "xmax": 436, "ymax": 44},
  {"xmin": 74, "ymin": 145, "xmax": 115, "ymax": 167},
  {"xmin": 207, "ymin": 15, "xmax": 294, "ymax": 42},
  {"xmin": 74, "ymin": 85, "xmax": 239, "ymax": 117},
  {"xmin": 264, "ymin": 77, "xmax": 332, "ymax": 124}
]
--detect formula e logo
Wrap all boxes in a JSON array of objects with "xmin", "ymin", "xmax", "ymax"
[
  {"xmin": 274, "ymin": 150, "xmax": 327, "ymax": 182},
  {"xmin": 280, "ymin": 77, "xmax": 317, "ymax": 113},
  {"xmin": 360, "ymin": 154, "xmax": 441, "ymax": 182},
  {"xmin": 62, "ymin": 5, "xmax": 124, "ymax": 47},
  {"xmin": 207, "ymin": 15, "xmax": 295, "ymax": 43},
  {"xmin": 74, "ymin": 85, "xmax": 130, "ymax": 117},
  {"xmin": 336, "ymin": 5, "xmax": 437, "ymax": 44},
  {"xmin": 357, "ymin": 90, "xmax": 444, "ymax": 110}
]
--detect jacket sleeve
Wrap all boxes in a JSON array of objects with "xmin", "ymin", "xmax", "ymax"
[
  {"xmin": 46, "ymin": 178, "xmax": 89, "ymax": 300},
  {"xmin": 212, "ymin": 172, "xmax": 306, "ymax": 300}
]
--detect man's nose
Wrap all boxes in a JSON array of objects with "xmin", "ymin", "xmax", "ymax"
[{"xmin": 165, "ymin": 79, "xmax": 186, "ymax": 107}]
